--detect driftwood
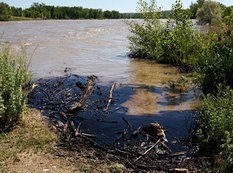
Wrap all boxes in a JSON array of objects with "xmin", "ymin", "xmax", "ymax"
[
  {"xmin": 136, "ymin": 164, "xmax": 157, "ymax": 169},
  {"xmin": 68, "ymin": 75, "xmax": 96, "ymax": 113},
  {"xmin": 159, "ymin": 151, "xmax": 187, "ymax": 159},
  {"xmin": 82, "ymin": 133, "xmax": 95, "ymax": 138},
  {"xmin": 103, "ymin": 82, "xmax": 116, "ymax": 111},
  {"xmin": 168, "ymin": 151, "xmax": 187, "ymax": 157},
  {"xmin": 134, "ymin": 138, "xmax": 161, "ymax": 162},
  {"xmin": 169, "ymin": 168, "xmax": 189, "ymax": 173},
  {"xmin": 131, "ymin": 126, "xmax": 141, "ymax": 138}
]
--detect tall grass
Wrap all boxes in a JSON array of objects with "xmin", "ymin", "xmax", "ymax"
[
  {"xmin": 197, "ymin": 86, "xmax": 233, "ymax": 172},
  {"xmin": 0, "ymin": 49, "xmax": 31, "ymax": 131}
]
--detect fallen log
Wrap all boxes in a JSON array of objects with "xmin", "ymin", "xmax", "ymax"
[
  {"xmin": 103, "ymin": 82, "xmax": 116, "ymax": 111},
  {"xmin": 68, "ymin": 75, "xmax": 96, "ymax": 113}
]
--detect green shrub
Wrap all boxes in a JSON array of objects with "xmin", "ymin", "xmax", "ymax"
[
  {"xmin": 0, "ymin": 15, "xmax": 10, "ymax": 21},
  {"xmin": 195, "ymin": 21, "xmax": 233, "ymax": 94},
  {"xmin": 0, "ymin": 50, "xmax": 31, "ymax": 131},
  {"xmin": 197, "ymin": 85, "xmax": 233, "ymax": 171},
  {"xmin": 127, "ymin": 0, "xmax": 203, "ymax": 71}
]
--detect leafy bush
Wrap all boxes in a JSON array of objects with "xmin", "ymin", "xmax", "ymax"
[
  {"xmin": 0, "ymin": 50, "xmax": 31, "ymax": 131},
  {"xmin": 197, "ymin": 85, "xmax": 233, "ymax": 171},
  {"xmin": 194, "ymin": 21, "xmax": 233, "ymax": 94},
  {"xmin": 223, "ymin": 6, "xmax": 233, "ymax": 25},
  {"xmin": 197, "ymin": 1, "xmax": 222, "ymax": 25},
  {"xmin": 127, "ymin": 0, "xmax": 203, "ymax": 71}
]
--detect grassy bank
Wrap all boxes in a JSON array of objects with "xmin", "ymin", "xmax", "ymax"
[
  {"xmin": 0, "ymin": 48, "xmax": 128, "ymax": 172},
  {"xmin": 0, "ymin": 109, "xmax": 58, "ymax": 168},
  {"xmin": 0, "ymin": 109, "xmax": 128, "ymax": 173},
  {"xmin": 9, "ymin": 16, "xmax": 41, "ymax": 21}
]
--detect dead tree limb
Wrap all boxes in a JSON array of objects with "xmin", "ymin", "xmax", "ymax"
[
  {"xmin": 131, "ymin": 126, "xmax": 141, "ymax": 138},
  {"xmin": 81, "ymin": 133, "xmax": 95, "ymax": 138},
  {"xmin": 103, "ymin": 82, "xmax": 116, "ymax": 111},
  {"xmin": 68, "ymin": 76, "xmax": 96, "ymax": 113}
]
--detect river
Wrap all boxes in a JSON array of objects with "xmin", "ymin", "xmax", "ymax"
[{"xmin": 0, "ymin": 19, "xmax": 199, "ymax": 150}]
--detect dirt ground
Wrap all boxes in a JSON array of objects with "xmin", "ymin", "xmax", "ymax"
[{"xmin": 2, "ymin": 150, "xmax": 128, "ymax": 173}]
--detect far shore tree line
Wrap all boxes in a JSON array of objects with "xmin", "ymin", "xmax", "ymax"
[
  {"xmin": 0, "ymin": 2, "xmax": 141, "ymax": 21},
  {"xmin": 0, "ymin": 1, "xmax": 232, "ymax": 22}
]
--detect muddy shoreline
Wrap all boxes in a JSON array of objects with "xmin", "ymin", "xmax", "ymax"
[{"xmin": 27, "ymin": 73, "xmax": 210, "ymax": 172}]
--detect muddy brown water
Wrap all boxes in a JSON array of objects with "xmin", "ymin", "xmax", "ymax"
[{"xmin": 0, "ymin": 19, "xmax": 199, "ymax": 151}]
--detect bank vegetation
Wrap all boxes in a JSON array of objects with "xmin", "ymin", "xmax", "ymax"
[{"xmin": 127, "ymin": 0, "xmax": 233, "ymax": 172}]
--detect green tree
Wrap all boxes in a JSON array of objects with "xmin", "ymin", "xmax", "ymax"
[
  {"xmin": 197, "ymin": 1, "xmax": 222, "ymax": 25},
  {"xmin": 0, "ymin": 2, "xmax": 9, "ymax": 15},
  {"xmin": 0, "ymin": 2, "xmax": 10, "ymax": 21},
  {"xmin": 104, "ymin": 10, "xmax": 113, "ymax": 18},
  {"xmin": 112, "ymin": 10, "xmax": 121, "ymax": 19},
  {"xmin": 189, "ymin": 0, "xmax": 205, "ymax": 19},
  {"xmin": 10, "ymin": 7, "xmax": 23, "ymax": 17}
]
